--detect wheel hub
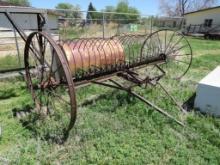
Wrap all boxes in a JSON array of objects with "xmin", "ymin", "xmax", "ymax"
[{"xmin": 159, "ymin": 53, "xmax": 167, "ymax": 60}]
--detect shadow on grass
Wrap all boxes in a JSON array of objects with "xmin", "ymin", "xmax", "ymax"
[
  {"xmin": 10, "ymin": 89, "xmax": 137, "ymax": 144},
  {"xmin": 80, "ymin": 90, "xmax": 137, "ymax": 113},
  {"xmin": 12, "ymin": 105, "xmax": 70, "ymax": 145},
  {"xmin": 86, "ymin": 88, "xmax": 186, "ymax": 130},
  {"xmin": 0, "ymin": 88, "xmax": 17, "ymax": 100},
  {"xmin": 182, "ymin": 93, "xmax": 196, "ymax": 112},
  {"xmin": 12, "ymin": 105, "xmax": 33, "ymax": 117},
  {"xmin": 13, "ymin": 88, "xmax": 183, "ymax": 144}
]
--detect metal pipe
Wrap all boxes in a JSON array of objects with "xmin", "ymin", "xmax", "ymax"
[
  {"xmin": 13, "ymin": 27, "xmax": 21, "ymax": 66},
  {"xmin": 4, "ymin": 12, "xmax": 27, "ymax": 42},
  {"xmin": 102, "ymin": 12, "xmax": 105, "ymax": 39}
]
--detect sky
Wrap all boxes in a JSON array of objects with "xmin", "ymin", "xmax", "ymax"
[{"xmin": 31, "ymin": 0, "xmax": 160, "ymax": 16}]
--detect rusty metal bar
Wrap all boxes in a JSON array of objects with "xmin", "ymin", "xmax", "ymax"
[
  {"xmin": 108, "ymin": 79, "xmax": 185, "ymax": 126},
  {"xmin": 13, "ymin": 26, "xmax": 21, "ymax": 67},
  {"xmin": 91, "ymin": 79, "xmax": 185, "ymax": 126},
  {"xmin": 157, "ymin": 82, "xmax": 187, "ymax": 114},
  {"xmin": 4, "ymin": 12, "xmax": 27, "ymax": 42},
  {"xmin": 129, "ymin": 91, "xmax": 185, "ymax": 126}
]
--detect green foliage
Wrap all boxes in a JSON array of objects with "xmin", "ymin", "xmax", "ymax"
[
  {"xmin": 59, "ymin": 27, "xmax": 85, "ymax": 39},
  {"xmin": 86, "ymin": 1, "xmax": 140, "ymax": 24},
  {"xmin": 114, "ymin": 1, "xmax": 140, "ymax": 24},
  {"xmin": 5, "ymin": 0, "xmax": 30, "ymax": 6},
  {"xmin": 86, "ymin": 2, "xmax": 102, "ymax": 24},
  {"xmin": 55, "ymin": 3, "xmax": 82, "ymax": 25},
  {"xmin": 0, "ymin": 55, "xmax": 23, "ymax": 71},
  {"xmin": 103, "ymin": 6, "xmax": 115, "ymax": 23},
  {"xmin": 55, "ymin": 2, "xmax": 73, "ymax": 9}
]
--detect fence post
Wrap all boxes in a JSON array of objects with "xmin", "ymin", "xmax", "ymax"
[
  {"xmin": 102, "ymin": 12, "xmax": 105, "ymax": 38},
  {"xmin": 188, "ymin": 24, "xmax": 191, "ymax": 33},
  {"xmin": 13, "ymin": 27, "xmax": 21, "ymax": 67},
  {"xmin": 150, "ymin": 16, "xmax": 153, "ymax": 34},
  {"xmin": 144, "ymin": 17, "xmax": 147, "ymax": 34}
]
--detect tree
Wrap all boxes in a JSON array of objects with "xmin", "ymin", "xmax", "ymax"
[
  {"xmin": 4, "ymin": 0, "xmax": 30, "ymax": 6},
  {"xmin": 159, "ymin": 0, "xmax": 217, "ymax": 16},
  {"xmin": 56, "ymin": 3, "xmax": 82, "ymax": 25},
  {"xmin": 86, "ymin": 1, "xmax": 140, "ymax": 24},
  {"xmin": 127, "ymin": 7, "xmax": 140, "ymax": 23},
  {"xmin": 103, "ymin": 6, "xmax": 115, "ymax": 23},
  {"xmin": 86, "ymin": 2, "xmax": 102, "ymax": 24},
  {"xmin": 56, "ymin": 3, "xmax": 73, "ymax": 10},
  {"xmin": 114, "ymin": 1, "xmax": 140, "ymax": 24}
]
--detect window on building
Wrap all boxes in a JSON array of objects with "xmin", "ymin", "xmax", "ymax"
[
  {"xmin": 173, "ymin": 21, "xmax": 177, "ymax": 28},
  {"xmin": 204, "ymin": 19, "xmax": 213, "ymax": 27}
]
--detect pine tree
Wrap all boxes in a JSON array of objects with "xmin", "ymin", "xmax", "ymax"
[{"xmin": 86, "ymin": 2, "xmax": 97, "ymax": 24}]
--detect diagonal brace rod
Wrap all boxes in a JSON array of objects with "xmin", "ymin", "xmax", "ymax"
[
  {"xmin": 129, "ymin": 91, "xmax": 184, "ymax": 126},
  {"xmin": 109, "ymin": 79, "xmax": 184, "ymax": 126},
  {"xmin": 92, "ymin": 79, "xmax": 184, "ymax": 126},
  {"xmin": 157, "ymin": 81, "xmax": 187, "ymax": 114}
]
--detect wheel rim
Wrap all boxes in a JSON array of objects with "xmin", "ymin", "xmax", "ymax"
[
  {"xmin": 24, "ymin": 32, "xmax": 77, "ymax": 140},
  {"xmin": 141, "ymin": 29, "xmax": 193, "ymax": 79}
]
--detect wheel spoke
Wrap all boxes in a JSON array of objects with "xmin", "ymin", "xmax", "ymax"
[
  {"xmin": 168, "ymin": 53, "xmax": 191, "ymax": 57},
  {"xmin": 165, "ymin": 31, "xmax": 176, "ymax": 53},
  {"xmin": 142, "ymin": 30, "xmax": 192, "ymax": 79},
  {"xmin": 168, "ymin": 45, "xmax": 189, "ymax": 56},
  {"xmin": 171, "ymin": 59, "xmax": 190, "ymax": 65},
  {"xmin": 164, "ymin": 30, "xmax": 167, "ymax": 52},
  {"xmin": 166, "ymin": 35, "xmax": 184, "ymax": 55},
  {"xmin": 49, "ymin": 88, "xmax": 71, "ymax": 106},
  {"xmin": 156, "ymin": 31, "xmax": 162, "ymax": 52}
]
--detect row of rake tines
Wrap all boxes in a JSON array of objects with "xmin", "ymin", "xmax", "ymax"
[{"xmin": 61, "ymin": 34, "xmax": 160, "ymax": 80}]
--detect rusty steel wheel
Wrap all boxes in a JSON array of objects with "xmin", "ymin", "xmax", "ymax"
[
  {"xmin": 141, "ymin": 29, "xmax": 193, "ymax": 80},
  {"xmin": 24, "ymin": 32, "xmax": 77, "ymax": 140}
]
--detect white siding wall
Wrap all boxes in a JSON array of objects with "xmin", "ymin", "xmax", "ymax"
[
  {"xmin": 47, "ymin": 15, "xmax": 58, "ymax": 30},
  {"xmin": 0, "ymin": 13, "xmax": 11, "ymax": 30},
  {"xmin": 0, "ymin": 13, "xmax": 58, "ymax": 31},
  {"xmin": 185, "ymin": 8, "xmax": 220, "ymax": 26},
  {"xmin": 0, "ymin": 13, "xmax": 38, "ymax": 30},
  {"xmin": 0, "ymin": 12, "xmax": 59, "ymax": 57}
]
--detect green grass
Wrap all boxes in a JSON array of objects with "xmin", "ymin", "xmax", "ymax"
[
  {"xmin": 188, "ymin": 37, "xmax": 220, "ymax": 51},
  {"xmin": 0, "ymin": 37, "xmax": 220, "ymax": 164},
  {"xmin": 59, "ymin": 27, "xmax": 86, "ymax": 39},
  {"xmin": 0, "ymin": 55, "xmax": 23, "ymax": 71}
]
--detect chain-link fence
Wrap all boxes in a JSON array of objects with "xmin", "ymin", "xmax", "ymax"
[
  {"xmin": 0, "ymin": 8, "xmax": 184, "ymax": 73},
  {"xmin": 57, "ymin": 10, "xmax": 184, "ymax": 39}
]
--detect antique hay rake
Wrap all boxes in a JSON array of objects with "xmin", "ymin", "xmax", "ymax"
[{"xmin": 1, "ymin": 9, "xmax": 192, "ymax": 139}]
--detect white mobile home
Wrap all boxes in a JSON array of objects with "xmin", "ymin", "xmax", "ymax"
[
  {"xmin": 155, "ymin": 17, "xmax": 183, "ymax": 28},
  {"xmin": 0, "ymin": 1, "xmax": 61, "ymax": 32},
  {"xmin": 184, "ymin": 6, "xmax": 220, "ymax": 27},
  {"xmin": 0, "ymin": 2, "xmax": 61, "ymax": 57}
]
